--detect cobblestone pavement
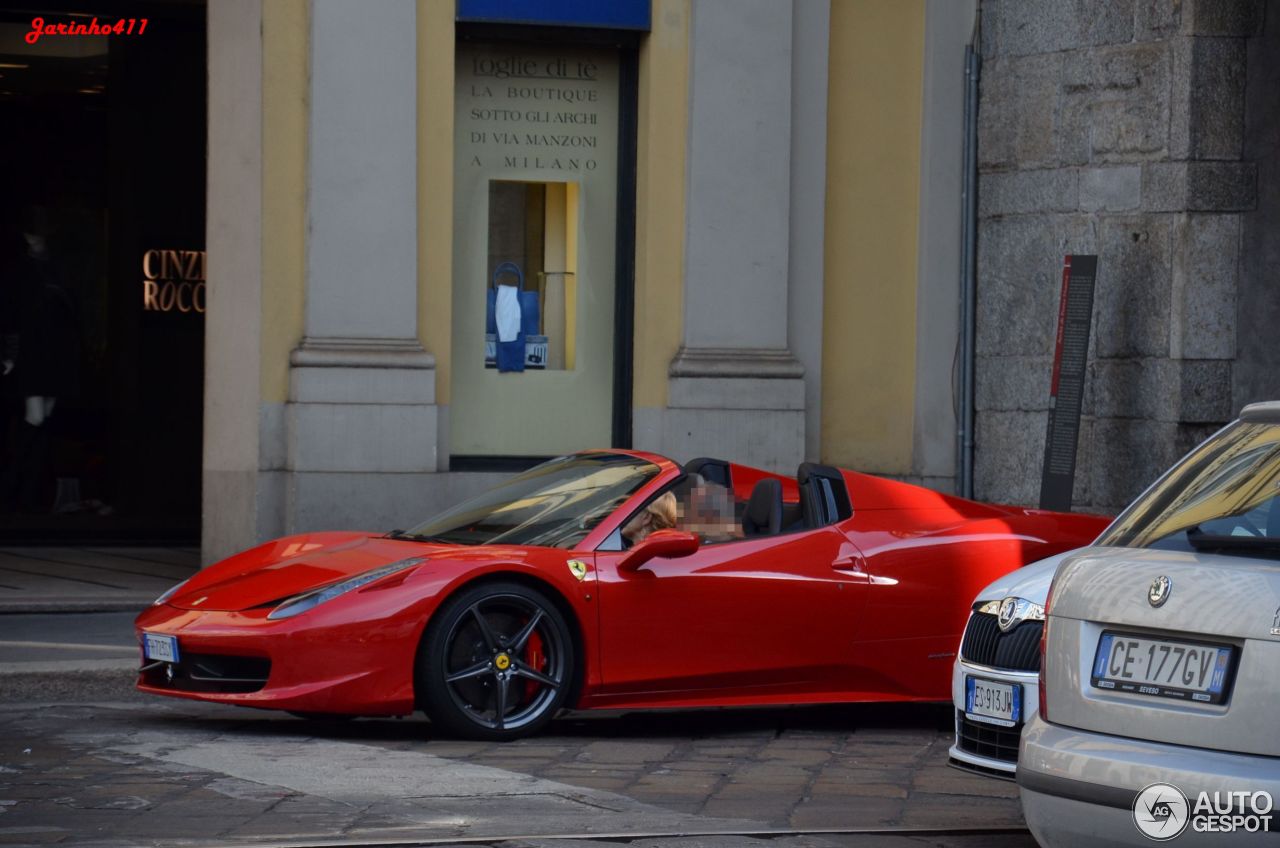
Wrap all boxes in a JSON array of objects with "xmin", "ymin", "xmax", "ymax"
[{"xmin": 0, "ymin": 698, "xmax": 1031, "ymax": 848}]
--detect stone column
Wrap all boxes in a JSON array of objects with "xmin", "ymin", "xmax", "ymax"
[
  {"xmin": 788, "ymin": 0, "xmax": 831, "ymax": 465},
  {"xmin": 972, "ymin": 0, "xmax": 1261, "ymax": 513},
  {"xmin": 912, "ymin": 0, "xmax": 978, "ymax": 494},
  {"xmin": 204, "ymin": 0, "xmax": 263, "ymax": 563},
  {"xmin": 1237, "ymin": 0, "xmax": 1280, "ymax": 410},
  {"xmin": 288, "ymin": 0, "xmax": 439, "ymax": 522},
  {"xmin": 666, "ymin": 0, "xmax": 805, "ymax": 473}
]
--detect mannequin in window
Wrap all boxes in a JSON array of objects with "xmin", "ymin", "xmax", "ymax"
[{"xmin": 0, "ymin": 208, "xmax": 80, "ymax": 512}]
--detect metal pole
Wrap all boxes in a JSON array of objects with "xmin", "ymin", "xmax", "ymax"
[{"xmin": 958, "ymin": 45, "xmax": 980, "ymax": 499}]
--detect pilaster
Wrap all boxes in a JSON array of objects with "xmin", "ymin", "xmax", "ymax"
[
  {"xmin": 203, "ymin": 0, "xmax": 264, "ymax": 564},
  {"xmin": 667, "ymin": 0, "xmax": 805, "ymax": 474},
  {"xmin": 288, "ymin": 0, "xmax": 440, "ymax": 492}
]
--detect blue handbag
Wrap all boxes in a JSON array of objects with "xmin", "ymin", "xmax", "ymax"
[{"xmin": 485, "ymin": 263, "xmax": 547, "ymax": 371}]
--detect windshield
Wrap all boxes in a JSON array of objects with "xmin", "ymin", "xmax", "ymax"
[
  {"xmin": 401, "ymin": 453, "xmax": 661, "ymax": 549},
  {"xmin": 1098, "ymin": 421, "xmax": 1280, "ymax": 558}
]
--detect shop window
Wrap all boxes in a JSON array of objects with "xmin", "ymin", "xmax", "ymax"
[
  {"xmin": 450, "ymin": 41, "xmax": 623, "ymax": 458},
  {"xmin": 484, "ymin": 180, "xmax": 579, "ymax": 372}
]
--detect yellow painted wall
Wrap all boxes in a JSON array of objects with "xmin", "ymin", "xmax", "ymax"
[
  {"xmin": 820, "ymin": 0, "xmax": 924, "ymax": 472},
  {"xmin": 632, "ymin": 0, "xmax": 689, "ymax": 409},
  {"xmin": 564, "ymin": 182, "xmax": 580, "ymax": 369},
  {"xmin": 260, "ymin": 0, "xmax": 309, "ymax": 404},
  {"xmin": 419, "ymin": 0, "xmax": 455, "ymax": 403},
  {"xmin": 257, "ymin": 0, "xmax": 686, "ymax": 413}
]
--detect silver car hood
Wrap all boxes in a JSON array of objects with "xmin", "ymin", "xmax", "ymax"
[{"xmin": 972, "ymin": 549, "xmax": 1077, "ymax": 605}]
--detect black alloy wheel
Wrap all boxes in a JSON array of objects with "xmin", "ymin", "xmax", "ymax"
[{"xmin": 418, "ymin": 581, "xmax": 574, "ymax": 740}]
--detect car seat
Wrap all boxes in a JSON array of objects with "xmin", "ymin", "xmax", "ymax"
[{"xmin": 742, "ymin": 478, "xmax": 783, "ymax": 536}]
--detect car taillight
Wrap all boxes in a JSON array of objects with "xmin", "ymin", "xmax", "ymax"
[{"xmin": 1038, "ymin": 578, "xmax": 1055, "ymax": 723}]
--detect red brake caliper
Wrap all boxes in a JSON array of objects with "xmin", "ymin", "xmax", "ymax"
[{"xmin": 523, "ymin": 629, "xmax": 545, "ymax": 701}]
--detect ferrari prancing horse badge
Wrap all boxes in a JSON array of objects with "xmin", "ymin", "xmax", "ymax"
[{"xmin": 567, "ymin": 559, "xmax": 589, "ymax": 582}]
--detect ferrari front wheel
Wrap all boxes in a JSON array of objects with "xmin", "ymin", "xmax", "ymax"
[{"xmin": 418, "ymin": 581, "xmax": 574, "ymax": 740}]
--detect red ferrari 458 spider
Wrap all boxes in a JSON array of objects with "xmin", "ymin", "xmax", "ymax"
[{"xmin": 135, "ymin": 451, "xmax": 1108, "ymax": 739}]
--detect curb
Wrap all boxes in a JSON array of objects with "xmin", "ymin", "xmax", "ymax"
[
  {"xmin": 0, "ymin": 659, "xmax": 142, "ymax": 703},
  {"xmin": 0, "ymin": 599, "xmax": 152, "ymax": 615}
]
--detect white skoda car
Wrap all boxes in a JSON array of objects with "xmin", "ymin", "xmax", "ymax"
[
  {"xmin": 1020, "ymin": 402, "xmax": 1280, "ymax": 846},
  {"xmin": 949, "ymin": 550, "xmax": 1079, "ymax": 778}
]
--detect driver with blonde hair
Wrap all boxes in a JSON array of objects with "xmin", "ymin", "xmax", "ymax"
[{"xmin": 621, "ymin": 491, "xmax": 678, "ymax": 546}]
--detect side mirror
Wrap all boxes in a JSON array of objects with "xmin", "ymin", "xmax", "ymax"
[{"xmin": 618, "ymin": 529, "xmax": 700, "ymax": 572}]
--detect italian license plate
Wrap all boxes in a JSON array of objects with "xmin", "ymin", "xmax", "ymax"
[
  {"xmin": 1091, "ymin": 632, "xmax": 1233, "ymax": 704},
  {"xmin": 143, "ymin": 633, "xmax": 180, "ymax": 664},
  {"xmin": 965, "ymin": 676, "xmax": 1021, "ymax": 726}
]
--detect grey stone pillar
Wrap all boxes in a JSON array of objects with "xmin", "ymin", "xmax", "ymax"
[
  {"xmin": 666, "ymin": 0, "xmax": 805, "ymax": 473},
  {"xmin": 1237, "ymin": 0, "xmax": 1280, "ymax": 411},
  {"xmin": 973, "ymin": 0, "xmax": 1262, "ymax": 513},
  {"xmin": 288, "ymin": 0, "xmax": 439, "ymax": 518}
]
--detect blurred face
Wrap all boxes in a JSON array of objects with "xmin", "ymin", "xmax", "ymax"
[
  {"xmin": 684, "ymin": 485, "xmax": 737, "ymax": 540},
  {"xmin": 621, "ymin": 510, "xmax": 652, "ymax": 542},
  {"xmin": 684, "ymin": 488, "xmax": 714, "ymax": 536}
]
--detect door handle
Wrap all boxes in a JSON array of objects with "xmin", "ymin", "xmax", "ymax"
[{"xmin": 833, "ymin": 555, "xmax": 865, "ymax": 572}]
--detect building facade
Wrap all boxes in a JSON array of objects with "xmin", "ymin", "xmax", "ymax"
[
  {"xmin": 202, "ymin": 0, "xmax": 976, "ymax": 562},
  {"xmin": 974, "ymin": 0, "xmax": 1280, "ymax": 514},
  {"xmin": 5, "ymin": 0, "xmax": 1277, "ymax": 562}
]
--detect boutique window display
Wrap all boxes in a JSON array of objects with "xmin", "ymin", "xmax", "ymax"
[
  {"xmin": 451, "ymin": 42, "xmax": 620, "ymax": 458},
  {"xmin": 484, "ymin": 180, "xmax": 579, "ymax": 373}
]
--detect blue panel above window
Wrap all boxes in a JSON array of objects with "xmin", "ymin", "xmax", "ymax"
[{"xmin": 457, "ymin": 0, "xmax": 650, "ymax": 31}]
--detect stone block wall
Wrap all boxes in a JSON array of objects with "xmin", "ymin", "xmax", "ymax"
[{"xmin": 974, "ymin": 0, "xmax": 1268, "ymax": 514}]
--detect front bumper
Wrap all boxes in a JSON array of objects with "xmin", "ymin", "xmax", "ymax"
[
  {"xmin": 134, "ymin": 600, "xmax": 427, "ymax": 715},
  {"xmin": 1018, "ymin": 714, "xmax": 1280, "ymax": 847},
  {"xmin": 948, "ymin": 657, "xmax": 1039, "ymax": 777}
]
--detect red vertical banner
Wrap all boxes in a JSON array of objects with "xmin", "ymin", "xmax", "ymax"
[
  {"xmin": 1049, "ymin": 256, "xmax": 1073, "ymax": 400},
  {"xmin": 1039, "ymin": 255, "xmax": 1097, "ymax": 511}
]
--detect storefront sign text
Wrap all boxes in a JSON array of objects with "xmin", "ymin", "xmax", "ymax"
[
  {"xmin": 142, "ymin": 248, "xmax": 206, "ymax": 314},
  {"xmin": 460, "ymin": 52, "xmax": 606, "ymax": 173}
]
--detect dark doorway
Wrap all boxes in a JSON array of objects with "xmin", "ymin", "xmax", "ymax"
[{"xmin": 0, "ymin": 3, "xmax": 206, "ymax": 542}]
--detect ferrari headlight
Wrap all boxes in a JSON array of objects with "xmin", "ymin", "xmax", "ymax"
[
  {"xmin": 153, "ymin": 579, "xmax": 190, "ymax": 606},
  {"xmin": 266, "ymin": 557, "xmax": 427, "ymax": 621}
]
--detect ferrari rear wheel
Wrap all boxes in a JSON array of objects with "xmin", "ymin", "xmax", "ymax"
[{"xmin": 418, "ymin": 581, "xmax": 574, "ymax": 740}]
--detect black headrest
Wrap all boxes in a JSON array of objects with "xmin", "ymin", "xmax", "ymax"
[
  {"xmin": 798, "ymin": 462, "xmax": 842, "ymax": 486},
  {"xmin": 743, "ymin": 478, "xmax": 783, "ymax": 536},
  {"xmin": 797, "ymin": 462, "xmax": 852, "ymax": 524},
  {"xmin": 669, "ymin": 472, "xmax": 706, "ymax": 502},
  {"xmin": 684, "ymin": 457, "xmax": 731, "ymax": 489}
]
